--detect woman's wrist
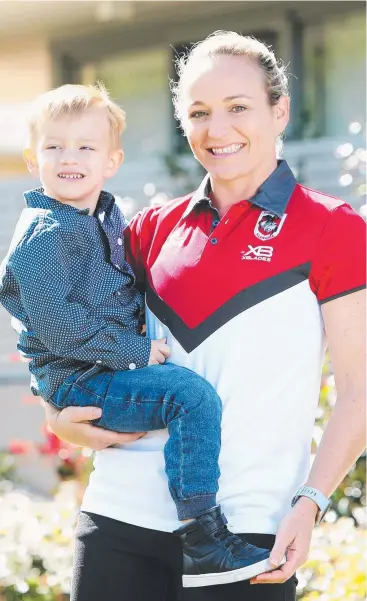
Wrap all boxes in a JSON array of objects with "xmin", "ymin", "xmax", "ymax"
[{"xmin": 293, "ymin": 495, "xmax": 320, "ymax": 520}]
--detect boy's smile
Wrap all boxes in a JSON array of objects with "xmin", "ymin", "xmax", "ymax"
[
  {"xmin": 58, "ymin": 172, "xmax": 85, "ymax": 179},
  {"xmin": 24, "ymin": 106, "xmax": 123, "ymax": 214}
]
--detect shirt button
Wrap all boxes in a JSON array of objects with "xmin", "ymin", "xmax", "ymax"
[
  {"xmin": 211, "ymin": 238, "xmax": 218, "ymax": 245},
  {"xmin": 117, "ymin": 238, "xmax": 123, "ymax": 246},
  {"xmin": 129, "ymin": 363, "xmax": 137, "ymax": 370},
  {"xmin": 96, "ymin": 360, "xmax": 102, "ymax": 365},
  {"xmin": 115, "ymin": 264, "xmax": 120, "ymax": 270},
  {"xmin": 212, "ymin": 220, "xmax": 220, "ymax": 227},
  {"xmin": 116, "ymin": 291, "xmax": 122, "ymax": 296}
]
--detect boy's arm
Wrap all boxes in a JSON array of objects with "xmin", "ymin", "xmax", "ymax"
[{"xmin": 10, "ymin": 224, "xmax": 151, "ymax": 370}]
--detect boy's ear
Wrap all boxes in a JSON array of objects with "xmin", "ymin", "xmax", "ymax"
[
  {"xmin": 105, "ymin": 148, "xmax": 124, "ymax": 178},
  {"xmin": 24, "ymin": 148, "xmax": 39, "ymax": 177}
]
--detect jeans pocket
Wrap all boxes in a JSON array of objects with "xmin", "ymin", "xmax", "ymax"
[
  {"xmin": 74, "ymin": 364, "xmax": 101, "ymax": 386},
  {"xmin": 49, "ymin": 365, "xmax": 105, "ymax": 413},
  {"xmin": 68, "ymin": 381, "xmax": 106, "ymax": 414}
]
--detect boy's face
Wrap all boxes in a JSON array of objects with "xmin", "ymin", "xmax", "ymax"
[{"xmin": 24, "ymin": 107, "xmax": 123, "ymax": 212}]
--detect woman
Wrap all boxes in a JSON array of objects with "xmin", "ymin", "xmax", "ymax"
[{"xmin": 45, "ymin": 31, "xmax": 366, "ymax": 601}]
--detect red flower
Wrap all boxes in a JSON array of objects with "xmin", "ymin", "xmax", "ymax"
[
  {"xmin": 38, "ymin": 431, "xmax": 62, "ymax": 455},
  {"xmin": 9, "ymin": 439, "xmax": 32, "ymax": 454}
]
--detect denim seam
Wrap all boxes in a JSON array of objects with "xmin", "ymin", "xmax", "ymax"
[
  {"xmin": 73, "ymin": 384, "xmax": 106, "ymax": 404},
  {"xmin": 102, "ymin": 397, "xmax": 188, "ymax": 416},
  {"xmin": 161, "ymin": 399, "xmax": 187, "ymax": 415},
  {"xmin": 161, "ymin": 398, "xmax": 187, "ymax": 499},
  {"xmin": 179, "ymin": 417, "xmax": 183, "ymax": 498},
  {"xmin": 176, "ymin": 493, "xmax": 216, "ymax": 499}
]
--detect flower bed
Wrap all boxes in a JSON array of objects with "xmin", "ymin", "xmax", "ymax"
[
  {"xmin": 0, "ymin": 481, "xmax": 365, "ymax": 601},
  {"xmin": 297, "ymin": 518, "xmax": 366, "ymax": 600},
  {"xmin": 0, "ymin": 482, "xmax": 77, "ymax": 601}
]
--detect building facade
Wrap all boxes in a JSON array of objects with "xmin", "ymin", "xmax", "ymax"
[{"xmin": 0, "ymin": 2, "xmax": 365, "ymax": 199}]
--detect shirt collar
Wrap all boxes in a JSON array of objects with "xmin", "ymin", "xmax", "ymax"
[
  {"xmin": 24, "ymin": 188, "xmax": 115, "ymax": 216},
  {"xmin": 182, "ymin": 160, "xmax": 297, "ymax": 219}
]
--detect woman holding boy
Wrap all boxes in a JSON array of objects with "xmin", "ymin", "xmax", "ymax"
[{"xmin": 45, "ymin": 31, "xmax": 366, "ymax": 601}]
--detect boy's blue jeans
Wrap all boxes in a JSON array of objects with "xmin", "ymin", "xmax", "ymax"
[{"xmin": 50, "ymin": 363, "xmax": 222, "ymax": 520}]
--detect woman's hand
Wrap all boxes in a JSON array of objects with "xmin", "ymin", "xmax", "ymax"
[
  {"xmin": 43, "ymin": 402, "xmax": 146, "ymax": 451},
  {"xmin": 250, "ymin": 497, "xmax": 317, "ymax": 585}
]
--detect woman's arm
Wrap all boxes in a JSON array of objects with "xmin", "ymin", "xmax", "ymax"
[
  {"xmin": 304, "ymin": 288, "xmax": 366, "ymax": 493},
  {"xmin": 251, "ymin": 288, "xmax": 366, "ymax": 585},
  {"xmin": 44, "ymin": 403, "xmax": 146, "ymax": 450}
]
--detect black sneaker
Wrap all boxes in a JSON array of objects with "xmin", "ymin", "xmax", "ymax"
[{"xmin": 174, "ymin": 506, "xmax": 286, "ymax": 588}]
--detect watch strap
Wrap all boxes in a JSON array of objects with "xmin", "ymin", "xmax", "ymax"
[{"xmin": 291, "ymin": 485, "xmax": 331, "ymax": 524}]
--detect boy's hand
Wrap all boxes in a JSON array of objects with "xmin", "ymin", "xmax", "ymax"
[
  {"xmin": 148, "ymin": 338, "xmax": 171, "ymax": 365},
  {"xmin": 43, "ymin": 402, "xmax": 146, "ymax": 451}
]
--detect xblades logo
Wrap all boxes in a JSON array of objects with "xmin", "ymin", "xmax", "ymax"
[{"xmin": 241, "ymin": 245, "xmax": 273, "ymax": 262}]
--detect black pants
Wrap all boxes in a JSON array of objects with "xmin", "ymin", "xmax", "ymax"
[{"xmin": 72, "ymin": 512, "xmax": 297, "ymax": 601}]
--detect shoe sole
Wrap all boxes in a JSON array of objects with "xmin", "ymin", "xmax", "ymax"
[{"xmin": 182, "ymin": 555, "xmax": 287, "ymax": 588}]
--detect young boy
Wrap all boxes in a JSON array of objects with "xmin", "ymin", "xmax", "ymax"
[{"xmin": 0, "ymin": 84, "xmax": 283, "ymax": 587}]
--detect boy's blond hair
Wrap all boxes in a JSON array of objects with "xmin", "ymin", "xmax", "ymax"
[{"xmin": 27, "ymin": 82, "xmax": 126, "ymax": 149}]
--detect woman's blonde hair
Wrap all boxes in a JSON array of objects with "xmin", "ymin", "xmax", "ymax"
[{"xmin": 27, "ymin": 82, "xmax": 126, "ymax": 149}]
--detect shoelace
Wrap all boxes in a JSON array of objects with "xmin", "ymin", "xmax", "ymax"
[{"xmin": 213, "ymin": 524, "xmax": 247, "ymax": 553}]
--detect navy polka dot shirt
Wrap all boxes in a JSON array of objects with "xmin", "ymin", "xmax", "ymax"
[{"xmin": 0, "ymin": 189, "xmax": 151, "ymax": 400}]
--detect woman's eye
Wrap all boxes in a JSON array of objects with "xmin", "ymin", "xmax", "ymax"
[
  {"xmin": 231, "ymin": 105, "xmax": 247, "ymax": 113},
  {"xmin": 46, "ymin": 145, "xmax": 60, "ymax": 150},
  {"xmin": 190, "ymin": 111, "xmax": 208, "ymax": 119},
  {"xmin": 80, "ymin": 146, "xmax": 95, "ymax": 151}
]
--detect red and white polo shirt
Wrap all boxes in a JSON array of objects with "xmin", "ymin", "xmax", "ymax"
[{"xmin": 82, "ymin": 161, "xmax": 366, "ymax": 534}]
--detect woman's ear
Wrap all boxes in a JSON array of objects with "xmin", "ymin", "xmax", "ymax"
[{"xmin": 273, "ymin": 96, "xmax": 290, "ymax": 135}]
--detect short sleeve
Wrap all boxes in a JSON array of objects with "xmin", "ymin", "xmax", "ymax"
[{"xmin": 309, "ymin": 204, "xmax": 366, "ymax": 304}]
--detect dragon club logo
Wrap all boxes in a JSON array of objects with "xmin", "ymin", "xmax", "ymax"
[{"xmin": 254, "ymin": 211, "xmax": 287, "ymax": 241}]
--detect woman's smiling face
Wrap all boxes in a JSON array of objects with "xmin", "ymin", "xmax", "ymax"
[{"xmin": 180, "ymin": 54, "xmax": 289, "ymax": 186}]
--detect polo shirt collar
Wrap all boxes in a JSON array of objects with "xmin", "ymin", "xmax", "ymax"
[
  {"xmin": 24, "ymin": 188, "xmax": 115, "ymax": 216},
  {"xmin": 182, "ymin": 160, "xmax": 296, "ymax": 219}
]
